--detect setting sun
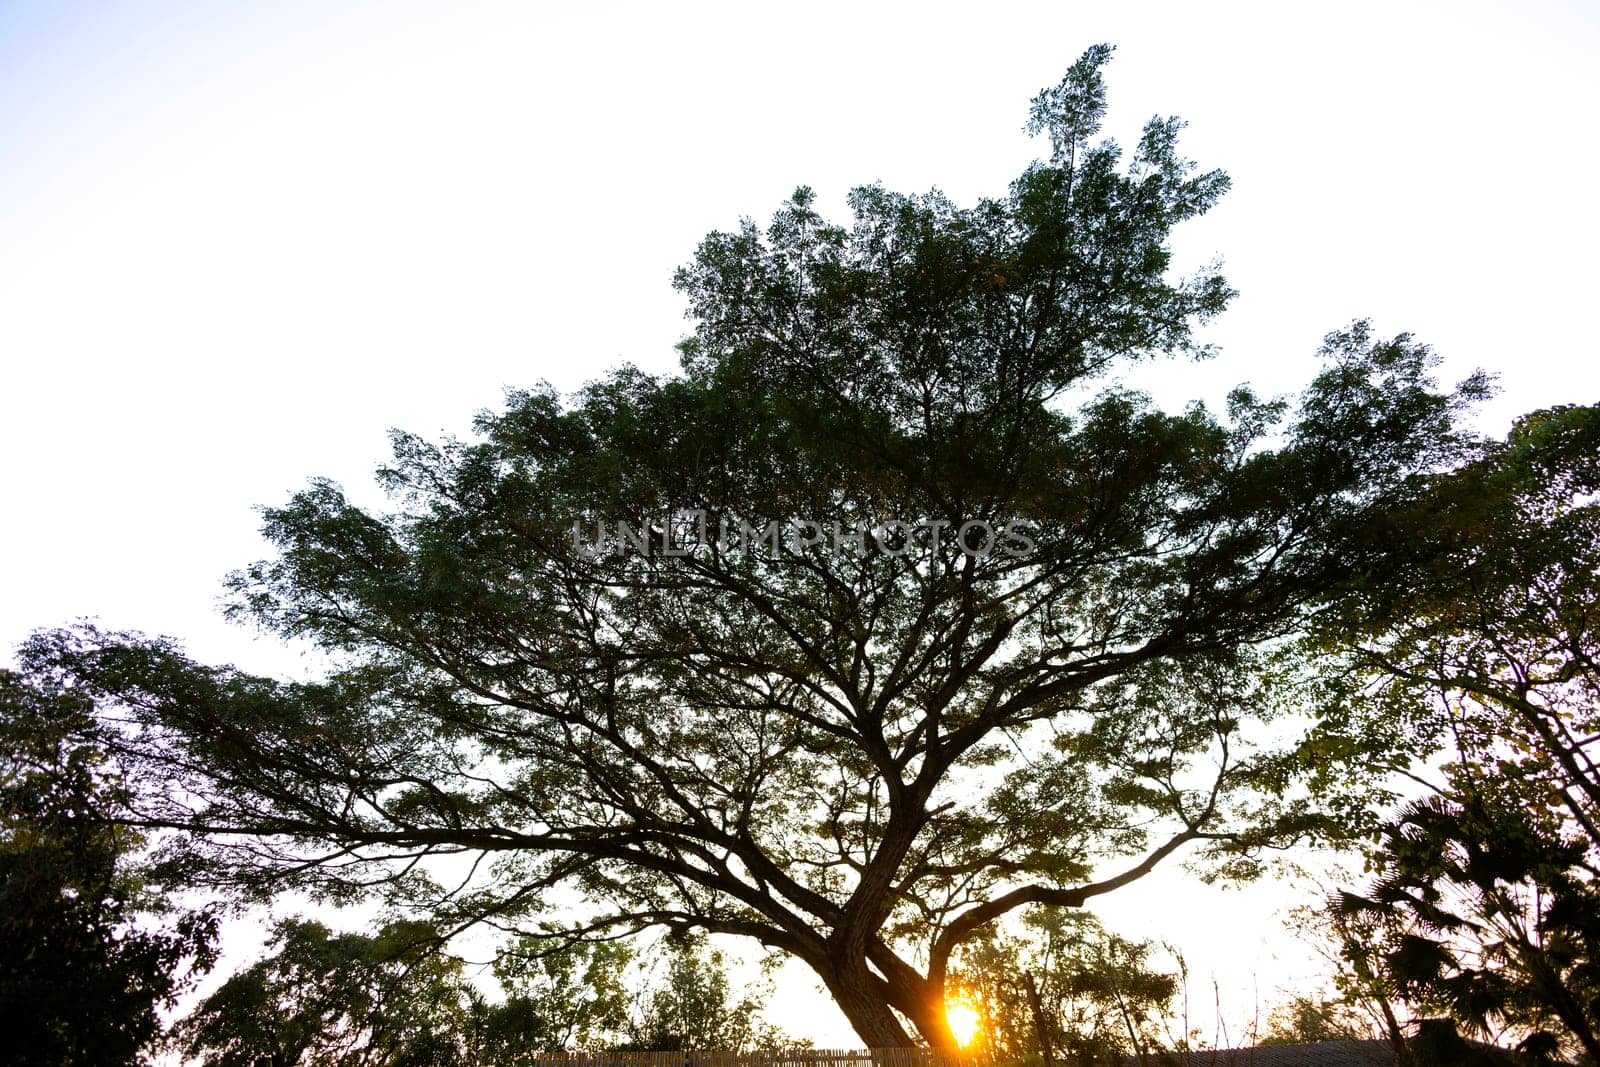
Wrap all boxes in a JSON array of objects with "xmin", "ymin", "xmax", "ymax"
[{"xmin": 945, "ymin": 998, "xmax": 981, "ymax": 1048}]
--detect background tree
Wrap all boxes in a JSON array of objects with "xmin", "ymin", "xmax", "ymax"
[
  {"xmin": 1282, "ymin": 898, "xmax": 1407, "ymax": 1052},
  {"xmin": 176, "ymin": 920, "xmax": 790, "ymax": 1063},
  {"xmin": 175, "ymin": 916, "xmax": 478, "ymax": 1067},
  {"xmin": 1333, "ymin": 793, "xmax": 1598, "ymax": 1063},
  {"xmin": 0, "ymin": 671, "xmax": 217, "ymax": 1067},
  {"xmin": 483, "ymin": 934, "xmax": 632, "ymax": 1057},
  {"xmin": 1313, "ymin": 404, "xmax": 1600, "ymax": 1062},
  {"xmin": 949, "ymin": 908, "xmax": 1177, "ymax": 1063},
  {"xmin": 621, "ymin": 936, "xmax": 798, "ymax": 1053},
  {"xmin": 1258, "ymin": 993, "xmax": 1372, "ymax": 1045},
  {"xmin": 20, "ymin": 45, "xmax": 1489, "ymax": 1047}
]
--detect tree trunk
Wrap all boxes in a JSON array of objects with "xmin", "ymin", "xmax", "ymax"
[
  {"xmin": 1024, "ymin": 970, "xmax": 1054, "ymax": 1067},
  {"xmin": 822, "ymin": 968, "xmax": 916, "ymax": 1048},
  {"xmin": 895, "ymin": 984, "xmax": 957, "ymax": 1050},
  {"xmin": 816, "ymin": 955, "xmax": 967, "ymax": 1049}
]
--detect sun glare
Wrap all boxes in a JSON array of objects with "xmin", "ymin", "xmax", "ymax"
[{"xmin": 945, "ymin": 998, "xmax": 981, "ymax": 1048}]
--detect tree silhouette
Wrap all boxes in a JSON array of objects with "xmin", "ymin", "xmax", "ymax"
[
  {"xmin": 21, "ymin": 46, "xmax": 1490, "ymax": 1046},
  {"xmin": 0, "ymin": 672, "xmax": 217, "ymax": 1066}
]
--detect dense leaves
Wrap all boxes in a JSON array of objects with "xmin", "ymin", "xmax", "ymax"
[
  {"xmin": 1334, "ymin": 793, "xmax": 1600, "ymax": 1064},
  {"xmin": 176, "ymin": 918, "xmax": 474, "ymax": 1067},
  {"xmin": 176, "ymin": 922, "xmax": 789, "ymax": 1065},
  {"xmin": 0, "ymin": 672, "xmax": 217, "ymax": 1066}
]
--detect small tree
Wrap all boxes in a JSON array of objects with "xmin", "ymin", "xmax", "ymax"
[
  {"xmin": 623, "ymin": 936, "xmax": 797, "ymax": 1052},
  {"xmin": 176, "ymin": 918, "xmax": 644, "ymax": 1065},
  {"xmin": 484, "ymin": 935, "xmax": 633, "ymax": 1055},
  {"xmin": 175, "ymin": 916, "xmax": 476, "ymax": 1067},
  {"xmin": 1259, "ymin": 993, "xmax": 1371, "ymax": 1045},
  {"xmin": 949, "ymin": 908, "xmax": 1177, "ymax": 1063}
]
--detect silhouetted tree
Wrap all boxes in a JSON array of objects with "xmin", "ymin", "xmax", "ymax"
[
  {"xmin": 0, "ymin": 671, "xmax": 217, "ymax": 1066},
  {"xmin": 1334, "ymin": 792, "xmax": 1600, "ymax": 1064},
  {"xmin": 483, "ymin": 934, "xmax": 632, "ymax": 1056},
  {"xmin": 622, "ymin": 936, "xmax": 797, "ymax": 1053},
  {"xmin": 22, "ymin": 44, "xmax": 1489, "ymax": 1046},
  {"xmin": 1259, "ymin": 993, "xmax": 1373, "ymax": 1045}
]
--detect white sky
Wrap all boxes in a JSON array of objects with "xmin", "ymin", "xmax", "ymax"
[{"xmin": 3, "ymin": 0, "xmax": 1597, "ymax": 1048}]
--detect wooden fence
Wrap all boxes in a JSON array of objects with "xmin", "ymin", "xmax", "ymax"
[{"xmin": 517, "ymin": 1050, "xmax": 997, "ymax": 1067}]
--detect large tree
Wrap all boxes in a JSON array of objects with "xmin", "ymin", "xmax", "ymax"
[{"xmin": 20, "ymin": 46, "xmax": 1488, "ymax": 1047}]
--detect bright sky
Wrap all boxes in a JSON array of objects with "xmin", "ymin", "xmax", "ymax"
[{"xmin": 3, "ymin": 0, "xmax": 1597, "ymax": 1048}]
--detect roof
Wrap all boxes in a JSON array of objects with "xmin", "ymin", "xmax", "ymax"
[{"xmin": 1118, "ymin": 1041, "xmax": 1397, "ymax": 1066}]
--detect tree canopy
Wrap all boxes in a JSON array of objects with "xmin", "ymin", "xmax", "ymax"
[{"xmin": 18, "ymin": 45, "xmax": 1491, "ymax": 1047}]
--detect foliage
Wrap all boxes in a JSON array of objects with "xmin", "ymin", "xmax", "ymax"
[
  {"xmin": 18, "ymin": 45, "xmax": 1490, "ymax": 1046},
  {"xmin": 1259, "ymin": 993, "xmax": 1371, "ymax": 1045},
  {"xmin": 1314, "ymin": 404, "xmax": 1600, "ymax": 1063},
  {"xmin": 175, "ymin": 916, "xmax": 477, "ymax": 1067},
  {"xmin": 0, "ymin": 670, "xmax": 218, "ymax": 1066},
  {"xmin": 1283, "ymin": 896, "xmax": 1408, "ymax": 1050},
  {"xmin": 1313, "ymin": 403, "xmax": 1600, "ymax": 818},
  {"xmin": 949, "ymin": 908, "xmax": 1177, "ymax": 1062},
  {"xmin": 176, "ymin": 919, "xmax": 787, "ymax": 1064},
  {"xmin": 1334, "ymin": 793, "xmax": 1600, "ymax": 1064},
  {"xmin": 485, "ymin": 934, "xmax": 633, "ymax": 1056},
  {"xmin": 622, "ymin": 936, "xmax": 798, "ymax": 1053}
]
